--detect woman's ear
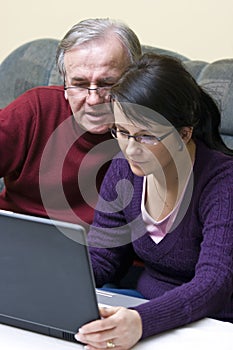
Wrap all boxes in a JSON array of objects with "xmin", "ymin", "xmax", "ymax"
[{"xmin": 179, "ymin": 127, "xmax": 193, "ymax": 144}]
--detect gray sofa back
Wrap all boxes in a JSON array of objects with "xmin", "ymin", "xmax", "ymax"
[{"xmin": 0, "ymin": 38, "xmax": 232, "ymax": 150}]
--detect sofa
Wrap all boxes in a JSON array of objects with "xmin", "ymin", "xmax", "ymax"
[{"xmin": 0, "ymin": 38, "xmax": 233, "ymax": 192}]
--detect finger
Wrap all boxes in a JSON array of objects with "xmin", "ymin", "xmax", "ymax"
[
  {"xmin": 75, "ymin": 330, "xmax": 117, "ymax": 348},
  {"xmin": 79, "ymin": 307, "xmax": 120, "ymax": 334},
  {"xmin": 99, "ymin": 306, "xmax": 121, "ymax": 318},
  {"xmin": 76, "ymin": 336, "xmax": 110, "ymax": 349},
  {"xmin": 82, "ymin": 319, "xmax": 114, "ymax": 334}
]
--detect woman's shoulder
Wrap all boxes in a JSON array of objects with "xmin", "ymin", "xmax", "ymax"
[
  {"xmin": 110, "ymin": 151, "xmax": 132, "ymax": 175},
  {"xmin": 193, "ymin": 141, "xmax": 233, "ymax": 203},
  {"xmin": 101, "ymin": 151, "xmax": 143, "ymax": 194},
  {"xmin": 195, "ymin": 140, "xmax": 233, "ymax": 175}
]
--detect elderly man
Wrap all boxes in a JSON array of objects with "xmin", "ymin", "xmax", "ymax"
[{"xmin": 0, "ymin": 18, "xmax": 141, "ymax": 228}]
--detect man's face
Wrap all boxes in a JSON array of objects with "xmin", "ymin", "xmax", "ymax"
[{"xmin": 64, "ymin": 37, "xmax": 130, "ymax": 134}]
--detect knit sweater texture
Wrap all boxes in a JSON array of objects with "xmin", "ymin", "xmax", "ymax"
[
  {"xmin": 0, "ymin": 86, "xmax": 119, "ymax": 228},
  {"xmin": 88, "ymin": 141, "xmax": 233, "ymax": 338}
]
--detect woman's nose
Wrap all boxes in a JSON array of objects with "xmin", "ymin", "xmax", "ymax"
[{"xmin": 125, "ymin": 138, "xmax": 143, "ymax": 157}]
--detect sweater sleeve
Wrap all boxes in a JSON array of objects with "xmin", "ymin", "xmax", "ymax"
[
  {"xmin": 88, "ymin": 155, "xmax": 135, "ymax": 286},
  {"xmin": 133, "ymin": 160, "xmax": 233, "ymax": 338},
  {"xmin": 0, "ymin": 91, "xmax": 36, "ymax": 177}
]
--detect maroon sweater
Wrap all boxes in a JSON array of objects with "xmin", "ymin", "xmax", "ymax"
[{"xmin": 0, "ymin": 86, "xmax": 118, "ymax": 228}]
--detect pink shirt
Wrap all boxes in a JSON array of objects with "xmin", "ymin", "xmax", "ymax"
[{"xmin": 141, "ymin": 176, "xmax": 190, "ymax": 243}]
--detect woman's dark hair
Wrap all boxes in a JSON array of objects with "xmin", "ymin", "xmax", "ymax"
[{"xmin": 111, "ymin": 53, "xmax": 233, "ymax": 156}]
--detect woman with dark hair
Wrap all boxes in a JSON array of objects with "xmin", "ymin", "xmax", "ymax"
[{"xmin": 75, "ymin": 54, "xmax": 233, "ymax": 350}]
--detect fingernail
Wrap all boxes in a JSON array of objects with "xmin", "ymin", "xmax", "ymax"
[{"xmin": 75, "ymin": 334, "xmax": 81, "ymax": 341}]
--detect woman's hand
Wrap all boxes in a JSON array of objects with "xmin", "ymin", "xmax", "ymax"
[{"xmin": 75, "ymin": 306, "xmax": 143, "ymax": 350}]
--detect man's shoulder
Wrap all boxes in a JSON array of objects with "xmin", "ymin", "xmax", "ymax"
[
  {"xmin": 25, "ymin": 85, "xmax": 64, "ymax": 99},
  {"xmin": 0, "ymin": 85, "xmax": 71, "ymax": 129},
  {"xmin": 2, "ymin": 85, "xmax": 67, "ymax": 110},
  {"xmin": 21, "ymin": 85, "xmax": 70, "ymax": 114}
]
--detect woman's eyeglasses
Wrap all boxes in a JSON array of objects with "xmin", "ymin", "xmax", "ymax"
[{"xmin": 110, "ymin": 128, "xmax": 174, "ymax": 146}]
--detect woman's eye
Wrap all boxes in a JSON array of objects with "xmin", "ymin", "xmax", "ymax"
[
  {"xmin": 118, "ymin": 129, "xmax": 129, "ymax": 135},
  {"xmin": 143, "ymin": 135, "xmax": 155, "ymax": 140}
]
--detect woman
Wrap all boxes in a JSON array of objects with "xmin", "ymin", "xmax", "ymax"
[{"xmin": 75, "ymin": 54, "xmax": 233, "ymax": 349}]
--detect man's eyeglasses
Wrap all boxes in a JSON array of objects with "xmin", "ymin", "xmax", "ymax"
[
  {"xmin": 64, "ymin": 84, "xmax": 113, "ymax": 98},
  {"xmin": 110, "ymin": 128, "xmax": 174, "ymax": 146}
]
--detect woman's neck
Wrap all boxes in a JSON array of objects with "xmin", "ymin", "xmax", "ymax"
[{"xmin": 145, "ymin": 139, "xmax": 196, "ymax": 221}]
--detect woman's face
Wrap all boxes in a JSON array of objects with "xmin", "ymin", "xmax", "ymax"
[{"xmin": 113, "ymin": 103, "xmax": 182, "ymax": 177}]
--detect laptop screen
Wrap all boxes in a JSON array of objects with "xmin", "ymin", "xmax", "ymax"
[{"xmin": 0, "ymin": 211, "xmax": 100, "ymax": 342}]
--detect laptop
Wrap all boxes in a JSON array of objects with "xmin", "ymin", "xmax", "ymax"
[{"xmin": 0, "ymin": 210, "xmax": 147, "ymax": 343}]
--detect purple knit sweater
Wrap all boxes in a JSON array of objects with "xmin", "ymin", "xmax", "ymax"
[{"xmin": 88, "ymin": 141, "xmax": 233, "ymax": 338}]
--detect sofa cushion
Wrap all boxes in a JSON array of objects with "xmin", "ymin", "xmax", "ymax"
[
  {"xmin": 196, "ymin": 59, "xmax": 233, "ymax": 149},
  {"xmin": 0, "ymin": 38, "xmax": 62, "ymax": 108},
  {"xmin": 142, "ymin": 44, "xmax": 189, "ymax": 61}
]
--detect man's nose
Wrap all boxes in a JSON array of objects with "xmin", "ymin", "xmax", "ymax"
[{"xmin": 85, "ymin": 89, "xmax": 104, "ymax": 105}]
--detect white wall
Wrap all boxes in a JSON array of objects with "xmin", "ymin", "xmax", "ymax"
[{"xmin": 1, "ymin": 0, "xmax": 233, "ymax": 63}]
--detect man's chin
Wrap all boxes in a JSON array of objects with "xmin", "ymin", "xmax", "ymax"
[
  {"xmin": 80, "ymin": 123, "xmax": 111, "ymax": 134},
  {"xmin": 73, "ymin": 107, "xmax": 114, "ymax": 134},
  {"xmin": 89, "ymin": 126, "xmax": 110, "ymax": 134}
]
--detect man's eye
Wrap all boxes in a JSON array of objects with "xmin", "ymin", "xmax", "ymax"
[
  {"xmin": 99, "ymin": 84, "xmax": 114, "ymax": 88},
  {"xmin": 70, "ymin": 83, "xmax": 88, "ymax": 88},
  {"xmin": 76, "ymin": 84, "xmax": 88, "ymax": 88},
  {"xmin": 100, "ymin": 80, "xmax": 116, "ymax": 86}
]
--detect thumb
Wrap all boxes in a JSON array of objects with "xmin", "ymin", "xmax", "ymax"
[{"xmin": 99, "ymin": 306, "xmax": 121, "ymax": 318}]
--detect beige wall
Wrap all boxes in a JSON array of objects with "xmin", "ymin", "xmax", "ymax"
[{"xmin": 1, "ymin": 0, "xmax": 233, "ymax": 63}]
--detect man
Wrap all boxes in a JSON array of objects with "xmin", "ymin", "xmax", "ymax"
[{"xmin": 0, "ymin": 18, "xmax": 141, "ymax": 229}]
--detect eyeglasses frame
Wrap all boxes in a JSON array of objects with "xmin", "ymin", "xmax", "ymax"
[
  {"xmin": 64, "ymin": 80, "xmax": 113, "ymax": 98},
  {"xmin": 110, "ymin": 127, "xmax": 174, "ymax": 145}
]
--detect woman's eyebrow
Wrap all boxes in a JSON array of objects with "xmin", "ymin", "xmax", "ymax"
[
  {"xmin": 115, "ymin": 123, "xmax": 149, "ymax": 133},
  {"xmin": 115, "ymin": 123, "xmax": 127, "ymax": 129}
]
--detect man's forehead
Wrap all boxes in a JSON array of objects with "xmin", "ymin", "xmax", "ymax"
[{"xmin": 64, "ymin": 38, "xmax": 129, "ymax": 72}]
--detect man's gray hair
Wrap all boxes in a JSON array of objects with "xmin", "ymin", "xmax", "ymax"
[{"xmin": 56, "ymin": 18, "xmax": 142, "ymax": 77}]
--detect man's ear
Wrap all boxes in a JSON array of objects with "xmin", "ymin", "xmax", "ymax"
[{"xmin": 179, "ymin": 127, "xmax": 193, "ymax": 144}]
